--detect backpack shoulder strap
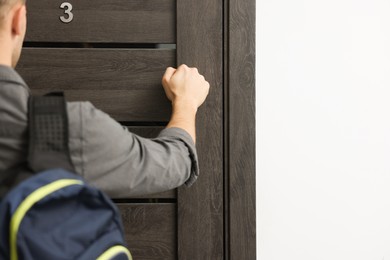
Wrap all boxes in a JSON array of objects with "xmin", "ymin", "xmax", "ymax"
[{"xmin": 28, "ymin": 92, "xmax": 75, "ymax": 173}]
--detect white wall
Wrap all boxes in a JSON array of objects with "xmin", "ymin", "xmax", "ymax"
[{"xmin": 256, "ymin": 0, "xmax": 390, "ymax": 259}]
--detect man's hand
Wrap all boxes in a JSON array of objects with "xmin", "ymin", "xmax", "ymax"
[
  {"xmin": 162, "ymin": 64, "xmax": 210, "ymax": 110},
  {"xmin": 162, "ymin": 64, "xmax": 210, "ymax": 143}
]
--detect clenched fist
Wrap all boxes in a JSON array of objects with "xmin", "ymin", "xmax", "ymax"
[
  {"xmin": 162, "ymin": 64, "xmax": 210, "ymax": 143},
  {"xmin": 162, "ymin": 64, "xmax": 210, "ymax": 110}
]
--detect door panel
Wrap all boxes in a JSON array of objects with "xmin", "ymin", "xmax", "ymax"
[
  {"xmin": 25, "ymin": 0, "xmax": 175, "ymax": 43},
  {"xmin": 18, "ymin": 48, "xmax": 175, "ymax": 91},
  {"xmin": 118, "ymin": 203, "xmax": 176, "ymax": 260},
  {"xmin": 30, "ymin": 89, "xmax": 171, "ymax": 122},
  {"xmin": 17, "ymin": 48, "xmax": 174, "ymax": 121}
]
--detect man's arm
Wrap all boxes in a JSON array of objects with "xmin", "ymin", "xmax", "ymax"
[
  {"xmin": 67, "ymin": 101, "xmax": 199, "ymax": 197},
  {"xmin": 162, "ymin": 64, "xmax": 210, "ymax": 143},
  {"xmin": 67, "ymin": 64, "xmax": 209, "ymax": 197}
]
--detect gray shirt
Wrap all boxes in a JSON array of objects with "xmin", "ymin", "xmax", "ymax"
[{"xmin": 0, "ymin": 65, "xmax": 198, "ymax": 198}]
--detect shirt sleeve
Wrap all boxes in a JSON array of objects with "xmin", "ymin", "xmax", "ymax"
[{"xmin": 67, "ymin": 101, "xmax": 199, "ymax": 198}]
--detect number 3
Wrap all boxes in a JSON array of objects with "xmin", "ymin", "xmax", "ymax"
[{"xmin": 60, "ymin": 2, "xmax": 73, "ymax": 23}]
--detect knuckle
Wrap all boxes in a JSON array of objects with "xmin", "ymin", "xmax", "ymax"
[{"xmin": 179, "ymin": 64, "xmax": 189, "ymax": 70}]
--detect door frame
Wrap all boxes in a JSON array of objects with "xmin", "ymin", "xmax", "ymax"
[{"xmin": 225, "ymin": 0, "xmax": 256, "ymax": 258}]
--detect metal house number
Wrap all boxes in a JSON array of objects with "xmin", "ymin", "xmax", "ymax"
[{"xmin": 59, "ymin": 2, "xmax": 73, "ymax": 23}]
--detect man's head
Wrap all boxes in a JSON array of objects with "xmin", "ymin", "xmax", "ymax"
[{"xmin": 0, "ymin": 0, "xmax": 26, "ymax": 68}]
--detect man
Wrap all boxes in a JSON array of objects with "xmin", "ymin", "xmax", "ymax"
[{"xmin": 0, "ymin": 0, "xmax": 210, "ymax": 197}]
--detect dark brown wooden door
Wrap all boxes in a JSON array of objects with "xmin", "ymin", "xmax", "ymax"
[{"xmin": 16, "ymin": 0, "xmax": 255, "ymax": 259}]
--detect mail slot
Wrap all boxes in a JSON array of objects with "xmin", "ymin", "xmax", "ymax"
[{"xmin": 25, "ymin": 0, "xmax": 176, "ymax": 43}]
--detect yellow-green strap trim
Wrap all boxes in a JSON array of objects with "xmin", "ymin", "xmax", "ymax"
[
  {"xmin": 10, "ymin": 179, "xmax": 84, "ymax": 260},
  {"xmin": 97, "ymin": 245, "xmax": 132, "ymax": 260}
]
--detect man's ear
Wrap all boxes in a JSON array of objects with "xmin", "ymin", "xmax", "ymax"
[{"xmin": 11, "ymin": 4, "xmax": 26, "ymax": 37}]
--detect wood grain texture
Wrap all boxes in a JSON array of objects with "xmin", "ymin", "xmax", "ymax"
[
  {"xmin": 25, "ymin": 0, "xmax": 175, "ymax": 43},
  {"xmin": 117, "ymin": 203, "xmax": 176, "ymax": 259},
  {"xmin": 177, "ymin": 0, "xmax": 224, "ymax": 259},
  {"xmin": 228, "ymin": 0, "xmax": 256, "ymax": 258},
  {"xmin": 17, "ymin": 48, "xmax": 174, "ymax": 122}
]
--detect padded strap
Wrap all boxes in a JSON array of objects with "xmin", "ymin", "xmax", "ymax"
[{"xmin": 28, "ymin": 93, "xmax": 75, "ymax": 173}]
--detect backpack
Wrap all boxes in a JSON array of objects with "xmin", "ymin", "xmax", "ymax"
[{"xmin": 0, "ymin": 94, "xmax": 132, "ymax": 260}]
